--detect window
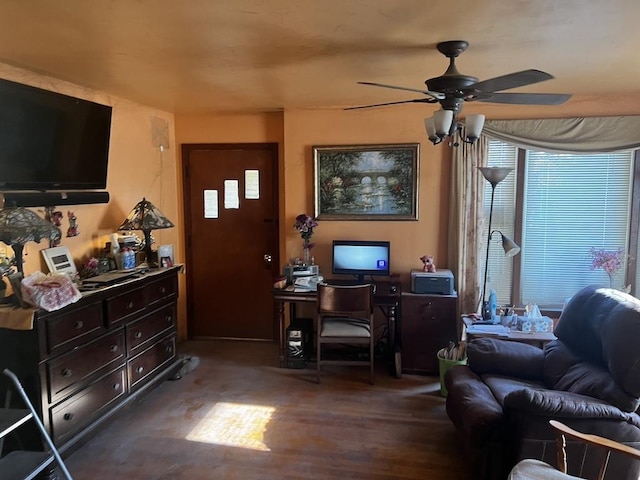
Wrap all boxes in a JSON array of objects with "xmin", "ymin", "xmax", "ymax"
[{"xmin": 485, "ymin": 139, "xmax": 638, "ymax": 309}]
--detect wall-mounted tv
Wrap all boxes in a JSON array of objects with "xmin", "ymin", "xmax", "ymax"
[
  {"xmin": 332, "ymin": 240, "xmax": 391, "ymax": 282},
  {"xmin": 0, "ymin": 77, "xmax": 112, "ymax": 191}
]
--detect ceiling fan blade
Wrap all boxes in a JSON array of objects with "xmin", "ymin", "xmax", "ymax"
[
  {"xmin": 345, "ymin": 98, "xmax": 437, "ymax": 110},
  {"xmin": 477, "ymin": 92, "xmax": 572, "ymax": 105},
  {"xmin": 358, "ymin": 81, "xmax": 444, "ymax": 100},
  {"xmin": 470, "ymin": 69, "xmax": 554, "ymax": 93}
]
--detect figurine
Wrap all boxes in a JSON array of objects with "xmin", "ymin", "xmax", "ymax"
[
  {"xmin": 420, "ymin": 255, "xmax": 436, "ymax": 273},
  {"xmin": 67, "ymin": 210, "xmax": 79, "ymax": 237}
]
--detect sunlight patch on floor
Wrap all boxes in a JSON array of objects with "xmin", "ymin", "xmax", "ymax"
[{"xmin": 186, "ymin": 402, "xmax": 274, "ymax": 451}]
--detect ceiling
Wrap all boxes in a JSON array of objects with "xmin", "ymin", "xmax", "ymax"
[{"xmin": 0, "ymin": 0, "xmax": 638, "ymax": 114}]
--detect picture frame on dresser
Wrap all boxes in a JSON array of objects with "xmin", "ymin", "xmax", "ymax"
[{"xmin": 313, "ymin": 143, "xmax": 419, "ymax": 221}]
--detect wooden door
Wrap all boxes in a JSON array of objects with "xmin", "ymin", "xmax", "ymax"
[{"xmin": 182, "ymin": 144, "xmax": 279, "ymax": 340}]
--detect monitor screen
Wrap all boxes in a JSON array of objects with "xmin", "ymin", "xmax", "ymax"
[{"xmin": 332, "ymin": 240, "xmax": 390, "ymax": 282}]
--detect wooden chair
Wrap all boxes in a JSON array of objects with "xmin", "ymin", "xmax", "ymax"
[
  {"xmin": 508, "ymin": 420, "xmax": 640, "ymax": 480},
  {"xmin": 315, "ymin": 283, "xmax": 374, "ymax": 384}
]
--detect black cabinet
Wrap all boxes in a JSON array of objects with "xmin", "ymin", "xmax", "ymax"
[{"xmin": 400, "ymin": 292, "xmax": 458, "ymax": 374}]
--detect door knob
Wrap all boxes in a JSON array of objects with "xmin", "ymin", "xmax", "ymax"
[{"xmin": 263, "ymin": 254, "xmax": 273, "ymax": 265}]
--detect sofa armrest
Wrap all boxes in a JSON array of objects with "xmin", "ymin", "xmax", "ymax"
[
  {"xmin": 504, "ymin": 387, "xmax": 640, "ymax": 426},
  {"xmin": 468, "ymin": 338, "xmax": 545, "ymax": 380}
]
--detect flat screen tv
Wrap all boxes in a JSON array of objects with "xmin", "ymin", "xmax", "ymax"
[
  {"xmin": 0, "ymin": 77, "xmax": 112, "ymax": 191},
  {"xmin": 332, "ymin": 240, "xmax": 391, "ymax": 282}
]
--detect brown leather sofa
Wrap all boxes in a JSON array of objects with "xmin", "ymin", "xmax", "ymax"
[{"xmin": 444, "ymin": 285, "xmax": 640, "ymax": 480}]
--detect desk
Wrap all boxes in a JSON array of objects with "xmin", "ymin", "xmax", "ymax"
[
  {"xmin": 272, "ymin": 281, "xmax": 401, "ymax": 376},
  {"xmin": 462, "ymin": 316, "xmax": 556, "ymax": 348}
]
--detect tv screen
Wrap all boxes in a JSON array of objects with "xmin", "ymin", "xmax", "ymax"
[
  {"xmin": 332, "ymin": 240, "xmax": 390, "ymax": 282},
  {"xmin": 0, "ymin": 77, "xmax": 112, "ymax": 191}
]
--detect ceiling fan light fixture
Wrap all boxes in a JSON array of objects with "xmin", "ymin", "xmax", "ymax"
[
  {"xmin": 433, "ymin": 109, "xmax": 454, "ymax": 136},
  {"xmin": 464, "ymin": 114, "xmax": 485, "ymax": 141},
  {"xmin": 423, "ymin": 117, "xmax": 439, "ymax": 143}
]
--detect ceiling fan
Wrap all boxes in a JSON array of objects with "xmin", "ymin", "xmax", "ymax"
[
  {"xmin": 349, "ymin": 40, "xmax": 571, "ymax": 112},
  {"xmin": 348, "ymin": 40, "xmax": 571, "ymax": 144}
]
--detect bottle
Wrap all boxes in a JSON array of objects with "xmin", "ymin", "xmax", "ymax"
[{"xmin": 489, "ymin": 289, "xmax": 498, "ymax": 323}]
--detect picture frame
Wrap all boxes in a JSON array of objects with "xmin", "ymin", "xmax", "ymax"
[{"xmin": 313, "ymin": 144, "xmax": 419, "ymax": 220}]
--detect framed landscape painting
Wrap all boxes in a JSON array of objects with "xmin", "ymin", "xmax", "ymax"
[{"xmin": 313, "ymin": 144, "xmax": 419, "ymax": 220}]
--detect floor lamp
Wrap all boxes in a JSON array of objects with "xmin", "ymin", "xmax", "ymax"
[{"xmin": 479, "ymin": 167, "xmax": 520, "ymax": 319}]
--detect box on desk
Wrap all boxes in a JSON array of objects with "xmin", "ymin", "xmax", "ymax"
[{"xmin": 515, "ymin": 315, "xmax": 554, "ymax": 333}]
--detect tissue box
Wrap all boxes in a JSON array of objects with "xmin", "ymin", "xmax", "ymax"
[{"xmin": 515, "ymin": 315, "xmax": 554, "ymax": 333}]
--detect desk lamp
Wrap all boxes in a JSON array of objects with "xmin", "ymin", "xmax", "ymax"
[
  {"xmin": 118, "ymin": 198, "xmax": 174, "ymax": 268},
  {"xmin": 479, "ymin": 167, "xmax": 520, "ymax": 319},
  {"xmin": 0, "ymin": 207, "xmax": 60, "ymax": 273}
]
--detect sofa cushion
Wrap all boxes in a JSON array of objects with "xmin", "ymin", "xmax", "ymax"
[
  {"xmin": 504, "ymin": 388, "xmax": 640, "ymax": 426},
  {"xmin": 555, "ymin": 285, "xmax": 640, "ymax": 397},
  {"xmin": 555, "ymin": 362, "xmax": 640, "ymax": 413},
  {"xmin": 468, "ymin": 338, "xmax": 545, "ymax": 380},
  {"xmin": 482, "ymin": 375, "xmax": 545, "ymax": 407}
]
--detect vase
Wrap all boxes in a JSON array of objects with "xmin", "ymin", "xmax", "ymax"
[{"xmin": 302, "ymin": 246, "xmax": 312, "ymax": 266}]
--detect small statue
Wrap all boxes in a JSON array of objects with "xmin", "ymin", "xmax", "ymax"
[
  {"xmin": 420, "ymin": 255, "xmax": 437, "ymax": 273},
  {"xmin": 67, "ymin": 210, "xmax": 79, "ymax": 237}
]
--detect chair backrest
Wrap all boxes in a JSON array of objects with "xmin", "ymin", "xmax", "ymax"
[
  {"xmin": 550, "ymin": 420, "xmax": 640, "ymax": 480},
  {"xmin": 316, "ymin": 283, "xmax": 373, "ymax": 318}
]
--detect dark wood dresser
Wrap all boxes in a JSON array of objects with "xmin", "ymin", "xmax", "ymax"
[
  {"xmin": 400, "ymin": 292, "xmax": 458, "ymax": 375},
  {"xmin": 0, "ymin": 266, "xmax": 182, "ymax": 457}
]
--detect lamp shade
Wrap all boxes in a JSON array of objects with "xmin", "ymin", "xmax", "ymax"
[
  {"xmin": 424, "ymin": 117, "xmax": 437, "ymax": 140},
  {"xmin": 433, "ymin": 109, "xmax": 454, "ymax": 135},
  {"xmin": 0, "ymin": 207, "xmax": 60, "ymax": 273},
  {"xmin": 117, "ymin": 198, "xmax": 174, "ymax": 232},
  {"xmin": 479, "ymin": 166, "xmax": 513, "ymax": 186},
  {"xmin": 465, "ymin": 114, "xmax": 485, "ymax": 139},
  {"xmin": 500, "ymin": 233, "xmax": 521, "ymax": 257}
]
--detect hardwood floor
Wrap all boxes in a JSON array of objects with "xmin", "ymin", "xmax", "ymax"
[{"xmin": 64, "ymin": 340, "xmax": 471, "ymax": 479}]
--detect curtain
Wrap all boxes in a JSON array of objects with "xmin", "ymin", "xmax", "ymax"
[
  {"xmin": 447, "ymin": 132, "xmax": 489, "ymax": 316},
  {"xmin": 483, "ymin": 116, "xmax": 640, "ymax": 153}
]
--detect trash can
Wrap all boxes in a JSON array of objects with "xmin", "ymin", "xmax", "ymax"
[{"xmin": 437, "ymin": 348, "xmax": 468, "ymax": 397}]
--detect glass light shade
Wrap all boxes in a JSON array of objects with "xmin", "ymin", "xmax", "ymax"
[
  {"xmin": 424, "ymin": 117, "xmax": 437, "ymax": 140},
  {"xmin": 479, "ymin": 166, "xmax": 513, "ymax": 186},
  {"xmin": 465, "ymin": 114, "xmax": 485, "ymax": 139},
  {"xmin": 433, "ymin": 109, "xmax": 454, "ymax": 135},
  {"xmin": 118, "ymin": 198, "xmax": 174, "ymax": 232}
]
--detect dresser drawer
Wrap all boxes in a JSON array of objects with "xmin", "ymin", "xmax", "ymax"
[
  {"xmin": 128, "ymin": 335, "xmax": 176, "ymax": 390},
  {"xmin": 50, "ymin": 366, "xmax": 127, "ymax": 445},
  {"xmin": 126, "ymin": 304, "xmax": 176, "ymax": 355},
  {"xmin": 146, "ymin": 275, "xmax": 177, "ymax": 307},
  {"xmin": 106, "ymin": 286, "xmax": 147, "ymax": 326},
  {"xmin": 47, "ymin": 330, "xmax": 126, "ymax": 402},
  {"xmin": 44, "ymin": 301, "xmax": 105, "ymax": 356}
]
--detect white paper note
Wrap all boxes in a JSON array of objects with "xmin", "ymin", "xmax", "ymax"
[
  {"xmin": 245, "ymin": 170, "xmax": 260, "ymax": 199},
  {"xmin": 204, "ymin": 190, "xmax": 219, "ymax": 218},
  {"xmin": 224, "ymin": 180, "xmax": 239, "ymax": 209}
]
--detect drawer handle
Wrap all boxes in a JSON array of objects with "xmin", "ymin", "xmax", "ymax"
[
  {"xmin": 113, "ymin": 382, "xmax": 121, "ymax": 390},
  {"xmin": 165, "ymin": 315, "xmax": 172, "ymax": 323},
  {"xmin": 110, "ymin": 344, "xmax": 119, "ymax": 352},
  {"xmin": 126, "ymin": 301, "xmax": 135, "ymax": 310},
  {"xmin": 160, "ymin": 286, "xmax": 166, "ymax": 294},
  {"xmin": 136, "ymin": 366, "xmax": 144, "ymax": 374},
  {"xmin": 165, "ymin": 345, "xmax": 173, "ymax": 354},
  {"xmin": 74, "ymin": 320, "xmax": 84, "ymax": 329},
  {"xmin": 134, "ymin": 331, "xmax": 143, "ymax": 339},
  {"xmin": 63, "ymin": 413, "xmax": 75, "ymax": 421},
  {"xmin": 62, "ymin": 368, "xmax": 72, "ymax": 378}
]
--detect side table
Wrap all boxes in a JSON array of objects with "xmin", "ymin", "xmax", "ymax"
[{"xmin": 461, "ymin": 316, "xmax": 556, "ymax": 349}]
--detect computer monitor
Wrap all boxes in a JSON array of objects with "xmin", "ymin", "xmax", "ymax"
[{"xmin": 331, "ymin": 240, "xmax": 390, "ymax": 283}]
